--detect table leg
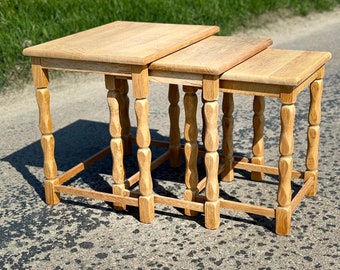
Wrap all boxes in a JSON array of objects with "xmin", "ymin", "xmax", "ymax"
[
  {"xmin": 32, "ymin": 58, "xmax": 59, "ymax": 205},
  {"xmin": 251, "ymin": 96, "xmax": 265, "ymax": 181},
  {"xmin": 132, "ymin": 65, "xmax": 154, "ymax": 223},
  {"xmin": 183, "ymin": 86, "xmax": 199, "ymax": 216},
  {"xmin": 305, "ymin": 79, "xmax": 323, "ymax": 196},
  {"xmin": 118, "ymin": 78, "xmax": 132, "ymax": 155},
  {"xmin": 201, "ymin": 93, "xmax": 206, "ymax": 151},
  {"xmin": 276, "ymin": 103, "xmax": 295, "ymax": 235},
  {"xmin": 106, "ymin": 75, "xmax": 127, "ymax": 210},
  {"xmin": 168, "ymin": 84, "xmax": 181, "ymax": 168},
  {"xmin": 203, "ymin": 76, "xmax": 220, "ymax": 229},
  {"xmin": 221, "ymin": 93, "xmax": 234, "ymax": 182}
]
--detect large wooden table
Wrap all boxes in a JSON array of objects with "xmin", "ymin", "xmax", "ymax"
[
  {"xmin": 23, "ymin": 21, "xmax": 273, "ymax": 229},
  {"xmin": 23, "ymin": 21, "xmax": 219, "ymax": 223}
]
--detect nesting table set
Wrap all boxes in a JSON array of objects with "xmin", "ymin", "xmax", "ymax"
[{"xmin": 23, "ymin": 21, "xmax": 331, "ymax": 235}]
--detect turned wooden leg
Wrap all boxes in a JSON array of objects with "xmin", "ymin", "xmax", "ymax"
[
  {"xmin": 132, "ymin": 66, "xmax": 154, "ymax": 223},
  {"xmin": 203, "ymin": 76, "xmax": 220, "ymax": 230},
  {"xmin": 251, "ymin": 96, "xmax": 265, "ymax": 181},
  {"xmin": 221, "ymin": 93, "xmax": 234, "ymax": 182},
  {"xmin": 106, "ymin": 75, "xmax": 127, "ymax": 210},
  {"xmin": 183, "ymin": 86, "xmax": 199, "ymax": 216},
  {"xmin": 305, "ymin": 79, "xmax": 323, "ymax": 196},
  {"xmin": 117, "ymin": 78, "xmax": 132, "ymax": 155},
  {"xmin": 276, "ymin": 103, "xmax": 295, "ymax": 235},
  {"xmin": 32, "ymin": 58, "xmax": 59, "ymax": 205},
  {"xmin": 168, "ymin": 84, "xmax": 181, "ymax": 168},
  {"xmin": 201, "ymin": 92, "xmax": 206, "ymax": 151}
]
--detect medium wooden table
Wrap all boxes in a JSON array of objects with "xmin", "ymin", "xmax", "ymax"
[
  {"xmin": 149, "ymin": 36, "xmax": 272, "ymax": 229},
  {"xmin": 23, "ymin": 21, "xmax": 219, "ymax": 223}
]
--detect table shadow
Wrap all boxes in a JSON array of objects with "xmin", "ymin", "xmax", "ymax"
[
  {"xmin": 3, "ymin": 118, "xmax": 299, "ymax": 232},
  {"xmin": 2, "ymin": 119, "xmax": 169, "ymax": 202}
]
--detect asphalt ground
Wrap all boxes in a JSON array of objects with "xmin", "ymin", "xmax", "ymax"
[{"xmin": 0, "ymin": 9, "xmax": 339, "ymax": 270}]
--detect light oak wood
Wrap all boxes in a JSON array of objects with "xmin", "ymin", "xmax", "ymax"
[
  {"xmin": 202, "ymin": 79, "xmax": 220, "ymax": 229},
  {"xmin": 220, "ymin": 49, "xmax": 331, "ymax": 86},
  {"xmin": 134, "ymin": 92, "xmax": 152, "ymax": 220},
  {"xmin": 36, "ymin": 88, "xmax": 53, "ymax": 135},
  {"xmin": 135, "ymin": 99, "xmax": 151, "ymax": 147},
  {"xmin": 276, "ymin": 206, "xmax": 292, "ymax": 236},
  {"xmin": 305, "ymin": 79, "xmax": 323, "ymax": 196},
  {"xmin": 154, "ymin": 195, "xmax": 204, "ymax": 212},
  {"xmin": 205, "ymin": 201, "xmax": 220, "ymax": 230},
  {"xmin": 276, "ymin": 104, "xmax": 295, "ymax": 237},
  {"xmin": 40, "ymin": 135, "xmax": 57, "ymax": 180},
  {"xmin": 40, "ymin": 57, "xmax": 132, "ymax": 77},
  {"xmin": 111, "ymin": 139, "xmax": 126, "ymax": 210},
  {"xmin": 279, "ymin": 104, "xmax": 295, "ymax": 156},
  {"xmin": 150, "ymin": 36, "xmax": 272, "ymax": 75},
  {"xmin": 219, "ymin": 199, "xmax": 275, "ymax": 218},
  {"xmin": 221, "ymin": 93, "xmax": 234, "ymax": 182},
  {"xmin": 133, "ymin": 67, "xmax": 152, "ymax": 225},
  {"xmin": 203, "ymin": 100, "xmax": 219, "ymax": 199},
  {"xmin": 116, "ymin": 78, "xmax": 132, "ymax": 155},
  {"xmin": 251, "ymin": 96, "xmax": 265, "ymax": 180},
  {"xmin": 218, "ymin": 48, "xmax": 331, "ymax": 235},
  {"xmin": 31, "ymin": 57, "xmax": 49, "ymax": 88},
  {"xmin": 34, "ymin": 65, "xmax": 59, "ymax": 205},
  {"xmin": 201, "ymin": 93, "xmax": 206, "ymax": 151},
  {"xmin": 149, "ymin": 70, "xmax": 203, "ymax": 87},
  {"xmin": 233, "ymin": 159, "xmax": 303, "ymax": 179},
  {"xmin": 168, "ymin": 84, "xmax": 181, "ymax": 168},
  {"xmin": 139, "ymin": 195, "xmax": 154, "ymax": 224},
  {"xmin": 277, "ymin": 102, "xmax": 295, "ymax": 235},
  {"xmin": 304, "ymin": 171, "xmax": 318, "ymax": 197},
  {"xmin": 55, "ymin": 185, "xmax": 139, "ymax": 207},
  {"xmin": 23, "ymin": 21, "xmax": 219, "ymax": 65},
  {"xmin": 44, "ymin": 179, "xmax": 60, "ymax": 205},
  {"xmin": 183, "ymin": 86, "xmax": 199, "ymax": 216},
  {"xmin": 137, "ymin": 147, "xmax": 152, "ymax": 195},
  {"xmin": 106, "ymin": 75, "xmax": 126, "ymax": 210},
  {"xmin": 204, "ymin": 152, "xmax": 219, "ymax": 202}
]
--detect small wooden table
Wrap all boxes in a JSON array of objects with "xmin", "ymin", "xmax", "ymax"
[
  {"xmin": 219, "ymin": 49, "xmax": 331, "ymax": 235},
  {"xmin": 23, "ymin": 21, "xmax": 219, "ymax": 223}
]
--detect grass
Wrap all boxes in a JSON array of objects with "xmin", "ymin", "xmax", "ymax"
[{"xmin": 1, "ymin": 0, "xmax": 339, "ymax": 92}]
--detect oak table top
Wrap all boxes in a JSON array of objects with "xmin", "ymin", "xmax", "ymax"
[
  {"xmin": 150, "ymin": 36, "xmax": 273, "ymax": 75},
  {"xmin": 23, "ymin": 21, "xmax": 220, "ymax": 65},
  {"xmin": 220, "ymin": 48, "xmax": 331, "ymax": 85}
]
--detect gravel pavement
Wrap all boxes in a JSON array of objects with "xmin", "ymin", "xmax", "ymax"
[{"xmin": 0, "ymin": 9, "xmax": 339, "ymax": 270}]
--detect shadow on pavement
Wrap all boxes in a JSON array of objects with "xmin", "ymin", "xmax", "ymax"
[{"xmin": 3, "ymin": 118, "xmax": 297, "ymax": 232}]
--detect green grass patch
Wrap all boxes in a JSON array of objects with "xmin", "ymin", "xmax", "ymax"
[{"xmin": 1, "ymin": 0, "xmax": 339, "ymax": 91}]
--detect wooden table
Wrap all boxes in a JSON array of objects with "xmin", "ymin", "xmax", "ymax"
[
  {"xmin": 219, "ymin": 49, "xmax": 331, "ymax": 235},
  {"xmin": 23, "ymin": 21, "xmax": 219, "ymax": 223},
  {"xmin": 149, "ymin": 36, "xmax": 273, "ymax": 229}
]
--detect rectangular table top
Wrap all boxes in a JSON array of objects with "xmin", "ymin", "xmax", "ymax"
[
  {"xmin": 149, "ymin": 36, "xmax": 273, "ymax": 75},
  {"xmin": 23, "ymin": 21, "xmax": 219, "ymax": 66},
  {"xmin": 220, "ymin": 49, "xmax": 332, "ymax": 86}
]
